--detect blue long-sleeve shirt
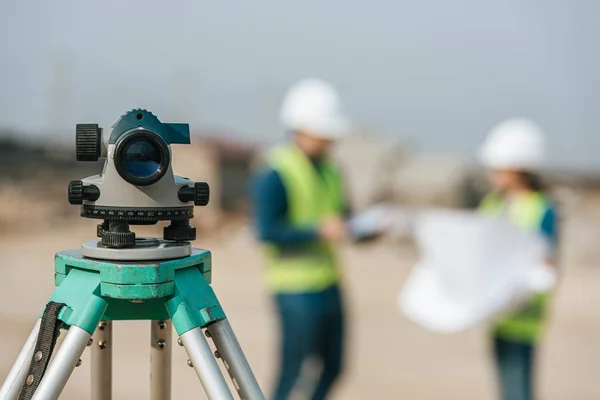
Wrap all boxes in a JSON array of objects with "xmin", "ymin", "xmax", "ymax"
[
  {"xmin": 251, "ymin": 168, "xmax": 320, "ymax": 245},
  {"xmin": 540, "ymin": 207, "xmax": 558, "ymax": 247},
  {"xmin": 250, "ymin": 159, "xmax": 351, "ymax": 246}
]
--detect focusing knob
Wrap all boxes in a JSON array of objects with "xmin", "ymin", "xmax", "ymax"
[
  {"xmin": 76, "ymin": 124, "xmax": 101, "ymax": 161},
  {"xmin": 178, "ymin": 182, "xmax": 210, "ymax": 206},
  {"xmin": 195, "ymin": 182, "xmax": 210, "ymax": 206},
  {"xmin": 68, "ymin": 181, "xmax": 101, "ymax": 204},
  {"xmin": 68, "ymin": 181, "xmax": 83, "ymax": 205}
]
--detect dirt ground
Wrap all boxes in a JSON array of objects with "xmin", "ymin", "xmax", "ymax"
[{"xmin": 0, "ymin": 213, "xmax": 599, "ymax": 400}]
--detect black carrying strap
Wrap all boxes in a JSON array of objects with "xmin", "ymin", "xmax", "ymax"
[{"xmin": 19, "ymin": 301, "xmax": 66, "ymax": 400}]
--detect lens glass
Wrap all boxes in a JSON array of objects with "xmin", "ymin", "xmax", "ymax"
[{"xmin": 120, "ymin": 138, "xmax": 162, "ymax": 178}]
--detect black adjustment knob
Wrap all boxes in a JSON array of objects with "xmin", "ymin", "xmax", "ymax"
[
  {"xmin": 76, "ymin": 124, "xmax": 101, "ymax": 161},
  {"xmin": 102, "ymin": 221, "xmax": 135, "ymax": 248},
  {"xmin": 68, "ymin": 181, "xmax": 100, "ymax": 204},
  {"xmin": 178, "ymin": 182, "xmax": 210, "ymax": 206},
  {"xmin": 83, "ymin": 185, "xmax": 100, "ymax": 202},
  {"xmin": 164, "ymin": 220, "xmax": 196, "ymax": 241},
  {"xmin": 97, "ymin": 220, "xmax": 109, "ymax": 238},
  {"xmin": 102, "ymin": 231, "xmax": 136, "ymax": 248},
  {"xmin": 194, "ymin": 182, "xmax": 210, "ymax": 206},
  {"xmin": 68, "ymin": 181, "xmax": 83, "ymax": 204}
]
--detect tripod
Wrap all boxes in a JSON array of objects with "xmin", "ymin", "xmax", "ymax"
[{"xmin": 0, "ymin": 238, "xmax": 266, "ymax": 400}]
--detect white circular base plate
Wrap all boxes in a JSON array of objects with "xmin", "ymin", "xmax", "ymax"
[{"xmin": 81, "ymin": 238, "xmax": 192, "ymax": 261}]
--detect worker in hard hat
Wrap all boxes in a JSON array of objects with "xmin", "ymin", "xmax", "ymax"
[
  {"xmin": 478, "ymin": 118, "xmax": 559, "ymax": 400},
  {"xmin": 250, "ymin": 79, "xmax": 350, "ymax": 400}
]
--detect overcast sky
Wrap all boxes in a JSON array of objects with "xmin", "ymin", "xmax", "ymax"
[{"xmin": 1, "ymin": 1, "xmax": 598, "ymax": 170}]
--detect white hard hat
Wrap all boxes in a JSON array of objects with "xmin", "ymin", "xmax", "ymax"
[
  {"xmin": 280, "ymin": 78, "xmax": 350, "ymax": 140},
  {"xmin": 479, "ymin": 118, "xmax": 546, "ymax": 171}
]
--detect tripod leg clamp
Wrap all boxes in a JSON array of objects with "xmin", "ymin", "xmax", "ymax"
[{"xmin": 18, "ymin": 302, "xmax": 66, "ymax": 400}]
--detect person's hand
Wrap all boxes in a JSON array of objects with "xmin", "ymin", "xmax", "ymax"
[{"xmin": 318, "ymin": 216, "xmax": 348, "ymax": 242}]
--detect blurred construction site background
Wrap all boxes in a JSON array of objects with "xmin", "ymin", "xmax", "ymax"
[{"xmin": 1, "ymin": 1, "xmax": 600, "ymax": 399}]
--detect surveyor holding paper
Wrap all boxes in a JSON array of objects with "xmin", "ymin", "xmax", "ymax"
[
  {"xmin": 251, "ymin": 79, "xmax": 352, "ymax": 400},
  {"xmin": 478, "ymin": 118, "xmax": 559, "ymax": 400}
]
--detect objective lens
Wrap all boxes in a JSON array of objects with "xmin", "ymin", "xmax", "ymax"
[
  {"xmin": 114, "ymin": 130, "xmax": 169, "ymax": 186},
  {"xmin": 121, "ymin": 139, "xmax": 161, "ymax": 178}
]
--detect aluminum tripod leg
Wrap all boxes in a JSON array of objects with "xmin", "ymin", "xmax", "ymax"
[
  {"xmin": 180, "ymin": 327, "xmax": 234, "ymax": 400},
  {"xmin": 207, "ymin": 319, "xmax": 265, "ymax": 400},
  {"xmin": 31, "ymin": 326, "xmax": 91, "ymax": 400},
  {"xmin": 150, "ymin": 320, "xmax": 172, "ymax": 400},
  {"xmin": 0, "ymin": 319, "xmax": 42, "ymax": 400},
  {"xmin": 91, "ymin": 321, "xmax": 112, "ymax": 400}
]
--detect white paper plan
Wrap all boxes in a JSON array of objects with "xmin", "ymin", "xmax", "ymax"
[{"xmin": 398, "ymin": 209, "xmax": 557, "ymax": 333}]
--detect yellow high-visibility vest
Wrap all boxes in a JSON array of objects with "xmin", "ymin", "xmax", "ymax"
[
  {"xmin": 479, "ymin": 191, "xmax": 554, "ymax": 343},
  {"xmin": 262, "ymin": 145, "xmax": 345, "ymax": 294}
]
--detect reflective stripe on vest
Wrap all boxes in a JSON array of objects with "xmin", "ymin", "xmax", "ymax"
[
  {"xmin": 479, "ymin": 191, "xmax": 551, "ymax": 343},
  {"xmin": 263, "ymin": 145, "xmax": 345, "ymax": 293}
]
